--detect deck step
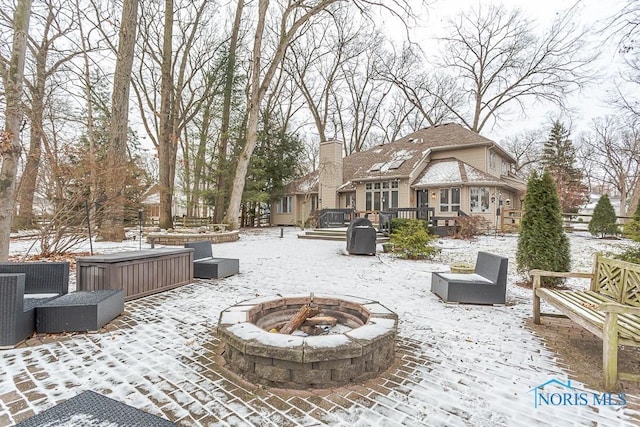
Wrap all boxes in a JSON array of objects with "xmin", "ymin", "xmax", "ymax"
[{"xmin": 297, "ymin": 228, "xmax": 389, "ymax": 243}]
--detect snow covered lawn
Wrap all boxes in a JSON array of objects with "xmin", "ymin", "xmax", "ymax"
[{"xmin": 1, "ymin": 227, "xmax": 638, "ymax": 426}]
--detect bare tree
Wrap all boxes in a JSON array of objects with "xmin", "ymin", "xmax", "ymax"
[
  {"xmin": 214, "ymin": 0, "xmax": 245, "ymax": 223},
  {"xmin": 222, "ymin": 0, "xmax": 416, "ymax": 229},
  {"xmin": 285, "ymin": 7, "xmax": 362, "ymax": 143},
  {"xmin": 376, "ymin": 44, "xmax": 459, "ymax": 128},
  {"xmin": 8, "ymin": 0, "xmax": 82, "ymax": 230},
  {"xmin": 132, "ymin": 0, "xmax": 218, "ymax": 229},
  {"xmin": 99, "ymin": 0, "xmax": 138, "ymax": 240},
  {"xmin": 580, "ymin": 116, "xmax": 640, "ymax": 215},
  {"xmin": 500, "ymin": 129, "xmax": 545, "ymax": 179},
  {"xmin": 403, "ymin": 4, "xmax": 595, "ymax": 134},
  {"xmin": 334, "ymin": 30, "xmax": 393, "ymax": 153},
  {"xmin": 0, "ymin": 0, "xmax": 31, "ymax": 260},
  {"xmin": 607, "ymin": 1, "xmax": 640, "ymax": 122},
  {"xmin": 223, "ymin": 0, "xmax": 343, "ymax": 229}
]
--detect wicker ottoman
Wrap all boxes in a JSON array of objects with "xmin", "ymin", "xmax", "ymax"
[{"xmin": 36, "ymin": 290, "xmax": 124, "ymax": 333}]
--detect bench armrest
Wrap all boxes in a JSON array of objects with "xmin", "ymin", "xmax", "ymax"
[
  {"xmin": 530, "ymin": 269, "xmax": 593, "ymax": 289},
  {"xmin": 597, "ymin": 302, "xmax": 640, "ymax": 315}
]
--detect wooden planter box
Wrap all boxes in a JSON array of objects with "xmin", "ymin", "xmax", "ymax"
[{"xmin": 76, "ymin": 248, "xmax": 194, "ymax": 301}]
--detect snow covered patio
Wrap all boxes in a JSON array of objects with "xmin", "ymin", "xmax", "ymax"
[{"xmin": 1, "ymin": 227, "xmax": 639, "ymax": 426}]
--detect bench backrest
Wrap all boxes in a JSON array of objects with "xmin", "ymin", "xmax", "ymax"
[
  {"xmin": 592, "ymin": 254, "xmax": 640, "ymax": 307},
  {"xmin": 0, "ymin": 262, "xmax": 69, "ymax": 294},
  {"xmin": 474, "ymin": 252, "xmax": 508, "ymax": 287},
  {"xmin": 184, "ymin": 241, "xmax": 213, "ymax": 260}
]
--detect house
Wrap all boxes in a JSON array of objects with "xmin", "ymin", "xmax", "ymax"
[{"xmin": 270, "ymin": 123, "xmax": 526, "ymax": 228}]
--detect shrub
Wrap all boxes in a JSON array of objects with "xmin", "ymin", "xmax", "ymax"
[
  {"xmin": 624, "ymin": 200, "xmax": 640, "ymax": 241},
  {"xmin": 516, "ymin": 170, "xmax": 571, "ymax": 287},
  {"xmin": 588, "ymin": 194, "xmax": 618, "ymax": 238},
  {"xmin": 453, "ymin": 216, "xmax": 488, "ymax": 239},
  {"xmin": 613, "ymin": 246, "xmax": 640, "ymax": 264},
  {"xmin": 390, "ymin": 217, "xmax": 428, "ymax": 235},
  {"xmin": 389, "ymin": 219, "xmax": 440, "ymax": 260}
]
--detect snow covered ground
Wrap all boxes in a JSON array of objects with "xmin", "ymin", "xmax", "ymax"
[{"xmin": 1, "ymin": 227, "xmax": 639, "ymax": 426}]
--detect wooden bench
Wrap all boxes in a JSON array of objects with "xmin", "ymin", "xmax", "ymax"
[
  {"xmin": 531, "ymin": 254, "xmax": 640, "ymax": 391},
  {"xmin": 77, "ymin": 248, "xmax": 194, "ymax": 301}
]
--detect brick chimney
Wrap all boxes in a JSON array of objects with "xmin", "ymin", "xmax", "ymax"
[{"xmin": 318, "ymin": 140, "xmax": 343, "ymax": 209}]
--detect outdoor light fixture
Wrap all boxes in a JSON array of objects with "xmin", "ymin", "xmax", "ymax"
[{"xmin": 431, "ymin": 191, "xmax": 436, "ymax": 199}]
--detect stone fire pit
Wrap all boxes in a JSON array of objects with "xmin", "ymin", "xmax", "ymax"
[{"xmin": 217, "ymin": 294, "xmax": 398, "ymax": 389}]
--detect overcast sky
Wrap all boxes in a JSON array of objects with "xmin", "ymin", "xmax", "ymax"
[{"xmin": 387, "ymin": 0, "xmax": 630, "ymax": 142}]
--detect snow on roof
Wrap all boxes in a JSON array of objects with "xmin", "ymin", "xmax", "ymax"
[
  {"xmin": 296, "ymin": 174, "xmax": 319, "ymax": 193},
  {"xmin": 413, "ymin": 160, "xmax": 462, "ymax": 186},
  {"xmin": 392, "ymin": 149, "xmax": 416, "ymax": 160},
  {"xmin": 464, "ymin": 164, "xmax": 490, "ymax": 182}
]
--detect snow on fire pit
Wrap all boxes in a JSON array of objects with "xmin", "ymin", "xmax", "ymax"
[{"xmin": 217, "ymin": 293, "xmax": 398, "ymax": 389}]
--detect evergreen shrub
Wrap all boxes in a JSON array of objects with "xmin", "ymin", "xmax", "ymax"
[
  {"xmin": 588, "ymin": 194, "xmax": 618, "ymax": 238},
  {"xmin": 516, "ymin": 170, "xmax": 571, "ymax": 287},
  {"xmin": 389, "ymin": 219, "xmax": 440, "ymax": 260}
]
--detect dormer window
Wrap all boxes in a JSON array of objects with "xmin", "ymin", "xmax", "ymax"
[
  {"xmin": 387, "ymin": 160, "xmax": 405, "ymax": 170},
  {"xmin": 369, "ymin": 160, "xmax": 404, "ymax": 172},
  {"xmin": 369, "ymin": 162, "xmax": 384, "ymax": 172}
]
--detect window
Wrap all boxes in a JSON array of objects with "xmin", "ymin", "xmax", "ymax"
[
  {"xmin": 277, "ymin": 196, "xmax": 293, "ymax": 214},
  {"xmin": 470, "ymin": 187, "xmax": 490, "ymax": 213},
  {"xmin": 365, "ymin": 181, "xmax": 399, "ymax": 211},
  {"xmin": 368, "ymin": 162, "xmax": 384, "ymax": 172},
  {"xmin": 387, "ymin": 159, "xmax": 405, "ymax": 170},
  {"xmin": 489, "ymin": 151, "xmax": 496, "ymax": 169},
  {"xmin": 439, "ymin": 188, "xmax": 460, "ymax": 212}
]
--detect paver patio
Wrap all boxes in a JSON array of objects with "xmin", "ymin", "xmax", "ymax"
[{"xmin": 1, "ymin": 228, "xmax": 639, "ymax": 426}]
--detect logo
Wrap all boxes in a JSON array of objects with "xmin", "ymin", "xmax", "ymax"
[{"xmin": 529, "ymin": 379, "xmax": 627, "ymax": 408}]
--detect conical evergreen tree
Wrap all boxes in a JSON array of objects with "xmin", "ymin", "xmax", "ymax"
[
  {"xmin": 541, "ymin": 121, "xmax": 587, "ymax": 213},
  {"xmin": 624, "ymin": 199, "xmax": 640, "ymax": 241},
  {"xmin": 517, "ymin": 170, "xmax": 571, "ymax": 287},
  {"xmin": 588, "ymin": 194, "xmax": 618, "ymax": 238}
]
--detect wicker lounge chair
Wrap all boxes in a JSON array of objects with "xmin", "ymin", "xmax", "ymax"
[
  {"xmin": 431, "ymin": 252, "xmax": 508, "ymax": 305},
  {"xmin": 0, "ymin": 261, "xmax": 69, "ymax": 294},
  {"xmin": 0, "ymin": 262, "xmax": 70, "ymax": 348},
  {"xmin": 184, "ymin": 241, "xmax": 239, "ymax": 279}
]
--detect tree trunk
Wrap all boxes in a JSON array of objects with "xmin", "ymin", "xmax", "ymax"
[
  {"xmin": 13, "ymin": 29, "xmax": 51, "ymax": 231},
  {"xmin": 223, "ymin": 0, "xmax": 267, "ymax": 230},
  {"xmin": 214, "ymin": 0, "xmax": 244, "ymax": 223},
  {"xmin": 0, "ymin": 0, "xmax": 32, "ymax": 260},
  {"xmin": 223, "ymin": 0, "xmax": 338, "ymax": 230},
  {"xmin": 77, "ymin": 1, "xmax": 98, "ymax": 228},
  {"xmin": 158, "ymin": 0, "xmax": 175, "ymax": 230},
  {"xmin": 100, "ymin": 0, "xmax": 138, "ymax": 241},
  {"xmin": 13, "ymin": 94, "xmax": 42, "ymax": 230}
]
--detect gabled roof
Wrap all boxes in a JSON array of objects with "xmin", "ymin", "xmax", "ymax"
[
  {"xmin": 284, "ymin": 170, "xmax": 319, "ymax": 194},
  {"xmin": 343, "ymin": 123, "xmax": 514, "ymax": 182},
  {"xmin": 412, "ymin": 158, "xmax": 503, "ymax": 188}
]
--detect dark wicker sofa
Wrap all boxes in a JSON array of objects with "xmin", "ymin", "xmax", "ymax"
[{"xmin": 0, "ymin": 262, "xmax": 69, "ymax": 348}]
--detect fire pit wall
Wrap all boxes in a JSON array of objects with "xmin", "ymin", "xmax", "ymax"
[{"xmin": 217, "ymin": 294, "xmax": 398, "ymax": 389}]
